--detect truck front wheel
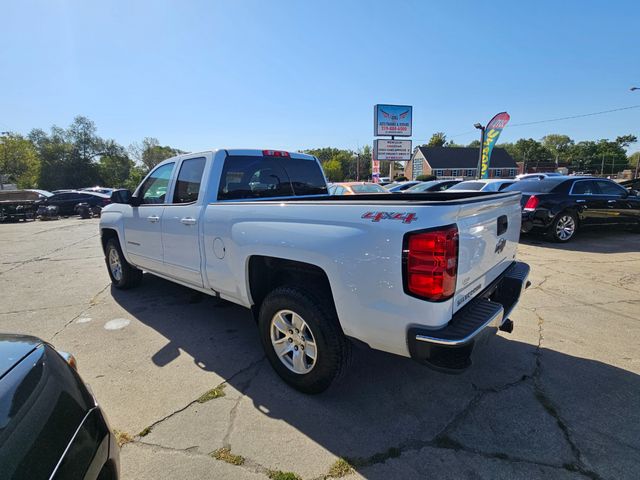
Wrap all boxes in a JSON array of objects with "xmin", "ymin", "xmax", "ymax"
[
  {"xmin": 258, "ymin": 286, "xmax": 351, "ymax": 394},
  {"xmin": 105, "ymin": 238, "xmax": 143, "ymax": 289}
]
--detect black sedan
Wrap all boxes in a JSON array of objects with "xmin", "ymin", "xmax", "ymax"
[
  {"xmin": 504, "ymin": 177, "xmax": 640, "ymax": 242},
  {"xmin": 0, "ymin": 334, "xmax": 119, "ymax": 479},
  {"xmin": 403, "ymin": 179, "xmax": 461, "ymax": 193},
  {"xmin": 39, "ymin": 191, "xmax": 111, "ymax": 216}
]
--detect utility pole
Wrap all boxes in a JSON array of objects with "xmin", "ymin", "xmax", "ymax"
[
  {"xmin": 601, "ymin": 153, "xmax": 605, "ymax": 176},
  {"xmin": 630, "ymin": 87, "xmax": 639, "ymax": 178},
  {"xmin": 474, "ymin": 123, "xmax": 485, "ymax": 179}
]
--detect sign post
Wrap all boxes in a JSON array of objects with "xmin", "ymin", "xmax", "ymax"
[{"xmin": 373, "ymin": 104, "xmax": 413, "ymax": 182}]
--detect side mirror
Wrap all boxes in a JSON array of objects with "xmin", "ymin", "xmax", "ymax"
[
  {"xmin": 630, "ymin": 189, "xmax": 639, "ymax": 197},
  {"xmin": 110, "ymin": 189, "xmax": 133, "ymax": 204}
]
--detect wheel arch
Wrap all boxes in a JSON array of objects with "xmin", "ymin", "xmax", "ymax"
[{"xmin": 247, "ymin": 256, "xmax": 336, "ymax": 321}]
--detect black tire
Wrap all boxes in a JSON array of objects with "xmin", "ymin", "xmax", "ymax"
[
  {"xmin": 258, "ymin": 285, "xmax": 352, "ymax": 394},
  {"xmin": 105, "ymin": 238, "xmax": 143, "ymax": 289},
  {"xmin": 547, "ymin": 211, "xmax": 578, "ymax": 242}
]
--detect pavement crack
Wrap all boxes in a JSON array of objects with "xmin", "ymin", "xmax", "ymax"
[
  {"xmin": 139, "ymin": 356, "xmax": 266, "ymax": 440},
  {"xmin": 50, "ymin": 282, "xmax": 111, "ymax": 340},
  {"xmin": 530, "ymin": 310, "xmax": 602, "ymax": 480},
  {"xmin": 223, "ymin": 357, "xmax": 265, "ymax": 447},
  {"xmin": 0, "ymin": 233, "xmax": 99, "ymax": 276}
]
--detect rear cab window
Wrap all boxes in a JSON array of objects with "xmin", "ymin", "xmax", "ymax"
[
  {"xmin": 218, "ymin": 155, "xmax": 327, "ymax": 200},
  {"xmin": 173, "ymin": 157, "xmax": 206, "ymax": 204}
]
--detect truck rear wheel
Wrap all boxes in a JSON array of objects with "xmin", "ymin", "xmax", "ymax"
[
  {"xmin": 258, "ymin": 286, "xmax": 351, "ymax": 394},
  {"xmin": 105, "ymin": 238, "xmax": 143, "ymax": 289}
]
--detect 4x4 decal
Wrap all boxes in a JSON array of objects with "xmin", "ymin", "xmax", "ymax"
[{"xmin": 361, "ymin": 211, "xmax": 418, "ymax": 224}]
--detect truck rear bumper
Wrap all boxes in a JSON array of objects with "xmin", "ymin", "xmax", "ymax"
[{"xmin": 407, "ymin": 261, "xmax": 530, "ymax": 372}]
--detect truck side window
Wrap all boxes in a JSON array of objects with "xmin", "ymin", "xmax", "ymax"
[
  {"xmin": 218, "ymin": 156, "xmax": 294, "ymax": 200},
  {"xmin": 138, "ymin": 162, "xmax": 175, "ymax": 204},
  {"xmin": 173, "ymin": 158, "xmax": 206, "ymax": 204}
]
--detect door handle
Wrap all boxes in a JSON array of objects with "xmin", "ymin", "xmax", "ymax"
[
  {"xmin": 147, "ymin": 215, "xmax": 160, "ymax": 223},
  {"xmin": 607, "ymin": 200, "xmax": 616, "ymax": 204},
  {"xmin": 180, "ymin": 217, "xmax": 197, "ymax": 225},
  {"xmin": 575, "ymin": 200, "xmax": 586, "ymax": 203}
]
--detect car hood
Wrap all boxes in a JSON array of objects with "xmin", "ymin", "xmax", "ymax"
[{"xmin": 0, "ymin": 334, "xmax": 42, "ymax": 379}]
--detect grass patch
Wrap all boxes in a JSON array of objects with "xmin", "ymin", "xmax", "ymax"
[
  {"xmin": 327, "ymin": 458, "xmax": 354, "ymax": 477},
  {"xmin": 138, "ymin": 426, "xmax": 151, "ymax": 437},
  {"xmin": 267, "ymin": 470, "xmax": 302, "ymax": 480},
  {"xmin": 211, "ymin": 447, "xmax": 245, "ymax": 466},
  {"xmin": 197, "ymin": 383, "xmax": 226, "ymax": 403},
  {"xmin": 114, "ymin": 429, "xmax": 133, "ymax": 447}
]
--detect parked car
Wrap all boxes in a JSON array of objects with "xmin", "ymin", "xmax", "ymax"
[
  {"xmin": 100, "ymin": 149, "xmax": 530, "ymax": 393},
  {"xmin": 82, "ymin": 186, "xmax": 116, "ymax": 195},
  {"xmin": 385, "ymin": 181, "xmax": 422, "ymax": 192},
  {"xmin": 0, "ymin": 190, "xmax": 49, "ymax": 221},
  {"xmin": 0, "ymin": 334, "xmax": 119, "ymax": 479},
  {"xmin": 40, "ymin": 190, "xmax": 110, "ymax": 216},
  {"xmin": 515, "ymin": 172, "xmax": 562, "ymax": 181},
  {"xmin": 329, "ymin": 182, "xmax": 389, "ymax": 195},
  {"xmin": 504, "ymin": 176, "xmax": 640, "ymax": 242},
  {"xmin": 446, "ymin": 179, "xmax": 515, "ymax": 192},
  {"xmin": 404, "ymin": 180, "xmax": 461, "ymax": 193}
]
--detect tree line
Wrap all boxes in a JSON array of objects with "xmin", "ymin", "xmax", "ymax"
[
  {"xmin": 1, "ymin": 116, "xmax": 638, "ymax": 189},
  {"xmin": 423, "ymin": 132, "xmax": 638, "ymax": 175},
  {"xmin": 0, "ymin": 116, "xmax": 183, "ymax": 190}
]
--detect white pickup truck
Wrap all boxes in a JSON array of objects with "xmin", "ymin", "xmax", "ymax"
[{"xmin": 100, "ymin": 149, "xmax": 530, "ymax": 393}]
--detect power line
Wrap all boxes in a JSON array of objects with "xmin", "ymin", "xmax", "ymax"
[
  {"xmin": 431, "ymin": 104, "xmax": 640, "ymax": 142},
  {"xmin": 510, "ymin": 104, "xmax": 640, "ymax": 127}
]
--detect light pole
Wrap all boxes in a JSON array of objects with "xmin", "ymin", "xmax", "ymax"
[
  {"xmin": 631, "ymin": 87, "xmax": 640, "ymax": 179},
  {"xmin": 351, "ymin": 152, "xmax": 361, "ymax": 181},
  {"xmin": 474, "ymin": 123, "xmax": 485, "ymax": 179}
]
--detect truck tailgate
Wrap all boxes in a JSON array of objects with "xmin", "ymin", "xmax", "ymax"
[{"xmin": 453, "ymin": 193, "xmax": 521, "ymax": 313}]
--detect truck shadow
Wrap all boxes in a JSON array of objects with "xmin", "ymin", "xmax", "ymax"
[
  {"xmin": 521, "ymin": 229, "xmax": 640, "ymax": 254},
  {"xmin": 111, "ymin": 275, "xmax": 640, "ymax": 479}
]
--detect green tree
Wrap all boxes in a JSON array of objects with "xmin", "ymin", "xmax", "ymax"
[
  {"xmin": 499, "ymin": 138, "xmax": 552, "ymax": 168},
  {"xmin": 541, "ymin": 134, "xmax": 574, "ymax": 164},
  {"xmin": 616, "ymin": 134, "xmax": 637, "ymax": 148},
  {"xmin": 0, "ymin": 133, "xmax": 41, "ymax": 188},
  {"xmin": 628, "ymin": 151, "xmax": 640, "ymax": 168},
  {"xmin": 98, "ymin": 140, "xmax": 134, "ymax": 187},
  {"xmin": 323, "ymin": 159, "xmax": 342, "ymax": 181},
  {"xmin": 130, "ymin": 137, "xmax": 185, "ymax": 172},
  {"xmin": 467, "ymin": 140, "xmax": 481, "ymax": 148},
  {"xmin": 426, "ymin": 132, "xmax": 447, "ymax": 147},
  {"xmin": 124, "ymin": 166, "xmax": 146, "ymax": 191}
]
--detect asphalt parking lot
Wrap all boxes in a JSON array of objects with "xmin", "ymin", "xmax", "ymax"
[{"xmin": 1, "ymin": 218, "xmax": 639, "ymax": 480}]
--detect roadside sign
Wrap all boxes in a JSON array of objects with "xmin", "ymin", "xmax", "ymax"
[
  {"xmin": 374, "ymin": 104, "xmax": 412, "ymax": 137},
  {"xmin": 374, "ymin": 139, "xmax": 412, "ymax": 161}
]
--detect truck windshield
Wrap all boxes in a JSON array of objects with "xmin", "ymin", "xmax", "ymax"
[{"xmin": 218, "ymin": 155, "xmax": 327, "ymax": 200}]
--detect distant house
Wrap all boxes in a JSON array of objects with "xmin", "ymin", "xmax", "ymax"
[{"xmin": 406, "ymin": 146, "xmax": 518, "ymax": 180}]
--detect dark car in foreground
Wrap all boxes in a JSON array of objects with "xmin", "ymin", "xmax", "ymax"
[
  {"xmin": 0, "ymin": 334, "xmax": 119, "ymax": 479},
  {"xmin": 403, "ymin": 179, "xmax": 461, "ymax": 193},
  {"xmin": 504, "ymin": 177, "xmax": 640, "ymax": 242},
  {"xmin": 39, "ymin": 190, "xmax": 111, "ymax": 217}
]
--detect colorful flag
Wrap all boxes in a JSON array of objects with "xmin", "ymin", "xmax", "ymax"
[{"xmin": 480, "ymin": 112, "xmax": 510, "ymax": 179}]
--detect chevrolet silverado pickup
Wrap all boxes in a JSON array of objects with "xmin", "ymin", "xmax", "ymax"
[{"xmin": 99, "ymin": 149, "xmax": 530, "ymax": 393}]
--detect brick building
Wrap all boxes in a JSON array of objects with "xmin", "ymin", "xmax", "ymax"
[{"xmin": 406, "ymin": 146, "xmax": 518, "ymax": 180}]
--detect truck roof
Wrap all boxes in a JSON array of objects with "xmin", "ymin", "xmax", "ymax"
[{"xmin": 158, "ymin": 149, "xmax": 317, "ymax": 165}]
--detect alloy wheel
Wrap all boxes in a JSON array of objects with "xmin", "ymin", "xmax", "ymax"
[{"xmin": 270, "ymin": 309, "xmax": 318, "ymax": 374}]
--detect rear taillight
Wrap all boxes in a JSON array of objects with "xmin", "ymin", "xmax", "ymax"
[
  {"xmin": 404, "ymin": 226, "xmax": 458, "ymax": 301},
  {"xmin": 523, "ymin": 195, "xmax": 539, "ymax": 211}
]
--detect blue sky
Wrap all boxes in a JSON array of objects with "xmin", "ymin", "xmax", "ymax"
[{"xmin": 1, "ymin": 0, "xmax": 639, "ymax": 153}]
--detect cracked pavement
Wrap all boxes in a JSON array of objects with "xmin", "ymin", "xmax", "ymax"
[{"xmin": 1, "ymin": 218, "xmax": 639, "ymax": 479}]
